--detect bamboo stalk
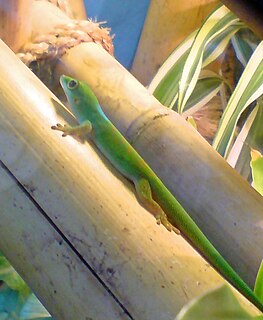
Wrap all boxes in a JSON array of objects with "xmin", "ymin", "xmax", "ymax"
[
  {"xmin": 68, "ymin": 0, "xmax": 87, "ymax": 19},
  {"xmin": 0, "ymin": 164, "xmax": 128, "ymax": 320},
  {"xmin": 56, "ymin": 42, "xmax": 263, "ymax": 288},
  {"xmin": 0, "ymin": 40, "xmax": 127, "ymax": 320},
  {"xmin": 30, "ymin": 0, "xmax": 72, "ymax": 39},
  {"xmin": 23, "ymin": 0, "xmax": 262, "ymax": 290},
  {"xmin": 0, "ymin": 0, "xmax": 33, "ymax": 51},
  {"xmin": 0, "ymin": 40, "xmax": 260, "ymax": 318},
  {"xmin": 131, "ymin": 0, "xmax": 220, "ymax": 85}
]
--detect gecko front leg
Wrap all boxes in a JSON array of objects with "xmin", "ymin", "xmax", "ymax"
[{"xmin": 51, "ymin": 120, "xmax": 92, "ymax": 138}]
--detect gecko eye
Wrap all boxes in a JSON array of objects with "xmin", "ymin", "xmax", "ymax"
[{"xmin": 68, "ymin": 79, "xmax": 78, "ymax": 90}]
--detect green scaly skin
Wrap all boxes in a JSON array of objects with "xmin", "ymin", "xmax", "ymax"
[{"xmin": 52, "ymin": 75, "xmax": 263, "ymax": 312}]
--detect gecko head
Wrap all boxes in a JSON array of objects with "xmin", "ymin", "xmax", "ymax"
[
  {"xmin": 60, "ymin": 75, "xmax": 101, "ymax": 123},
  {"xmin": 60, "ymin": 75, "xmax": 80, "ymax": 103}
]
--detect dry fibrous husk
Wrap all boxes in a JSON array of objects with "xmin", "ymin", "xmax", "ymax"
[{"xmin": 16, "ymin": 1, "xmax": 113, "ymax": 89}]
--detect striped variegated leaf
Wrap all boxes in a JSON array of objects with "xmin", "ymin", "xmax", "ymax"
[
  {"xmin": 255, "ymin": 260, "xmax": 263, "ymax": 303},
  {"xmin": 182, "ymin": 70, "xmax": 228, "ymax": 117},
  {"xmin": 250, "ymin": 149, "xmax": 263, "ymax": 196},
  {"xmin": 227, "ymin": 101, "xmax": 263, "ymax": 181},
  {"xmin": 231, "ymin": 33, "xmax": 256, "ymax": 68},
  {"xmin": 149, "ymin": 5, "xmax": 242, "ymax": 113},
  {"xmin": 148, "ymin": 31, "xmax": 197, "ymax": 109},
  {"xmin": 213, "ymin": 41, "xmax": 263, "ymax": 157},
  {"xmin": 177, "ymin": 5, "xmax": 241, "ymax": 113},
  {"xmin": 226, "ymin": 105, "xmax": 259, "ymax": 178}
]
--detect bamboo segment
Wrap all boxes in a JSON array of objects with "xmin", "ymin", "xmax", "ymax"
[
  {"xmin": 68, "ymin": 0, "xmax": 87, "ymax": 19},
  {"xmin": 30, "ymin": 1, "xmax": 72, "ymax": 39},
  {"xmin": 131, "ymin": 0, "xmax": 220, "ymax": 85},
  {"xmin": 56, "ymin": 42, "xmax": 263, "ymax": 288},
  {"xmin": 0, "ymin": 41, "xmax": 260, "ymax": 318},
  {"xmin": 0, "ymin": 0, "xmax": 33, "ymax": 51},
  {"xmin": 0, "ymin": 164, "xmax": 129, "ymax": 320}
]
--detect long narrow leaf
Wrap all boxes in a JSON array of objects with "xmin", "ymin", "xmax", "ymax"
[
  {"xmin": 231, "ymin": 33, "xmax": 255, "ymax": 68},
  {"xmin": 182, "ymin": 70, "xmax": 226, "ymax": 116},
  {"xmin": 213, "ymin": 41, "xmax": 263, "ymax": 156},
  {"xmin": 227, "ymin": 104, "xmax": 259, "ymax": 170},
  {"xmin": 148, "ymin": 32, "xmax": 197, "ymax": 108},
  {"xmin": 149, "ymin": 5, "xmax": 242, "ymax": 112},
  {"xmin": 176, "ymin": 285, "xmax": 260, "ymax": 320},
  {"xmin": 202, "ymin": 23, "xmax": 242, "ymax": 68},
  {"xmin": 227, "ymin": 100, "xmax": 263, "ymax": 181},
  {"xmin": 255, "ymin": 259, "xmax": 263, "ymax": 303},
  {"xmin": 177, "ymin": 5, "xmax": 240, "ymax": 113},
  {"xmin": 250, "ymin": 149, "xmax": 263, "ymax": 196}
]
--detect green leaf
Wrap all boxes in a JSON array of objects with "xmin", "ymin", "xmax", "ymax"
[
  {"xmin": 231, "ymin": 33, "xmax": 255, "ymax": 68},
  {"xmin": 0, "ymin": 284, "xmax": 20, "ymax": 319},
  {"xmin": 226, "ymin": 101, "xmax": 263, "ymax": 180},
  {"xmin": 148, "ymin": 31, "xmax": 196, "ymax": 108},
  {"xmin": 20, "ymin": 294, "xmax": 51, "ymax": 320},
  {"xmin": 213, "ymin": 41, "xmax": 263, "ymax": 157},
  {"xmin": 177, "ymin": 5, "xmax": 241, "ymax": 113},
  {"xmin": 0, "ymin": 284, "xmax": 51, "ymax": 320},
  {"xmin": 182, "ymin": 70, "xmax": 227, "ymax": 116},
  {"xmin": 0, "ymin": 254, "xmax": 28, "ymax": 295},
  {"xmin": 186, "ymin": 116, "xmax": 197, "ymax": 129},
  {"xmin": 0, "ymin": 254, "xmax": 51, "ymax": 319},
  {"xmin": 250, "ymin": 149, "xmax": 263, "ymax": 195},
  {"xmin": 149, "ymin": 5, "xmax": 242, "ymax": 113},
  {"xmin": 176, "ymin": 285, "xmax": 260, "ymax": 320},
  {"xmin": 255, "ymin": 260, "xmax": 263, "ymax": 304}
]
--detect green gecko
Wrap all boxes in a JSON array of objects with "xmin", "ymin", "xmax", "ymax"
[{"xmin": 52, "ymin": 75, "xmax": 263, "ymax": 312}]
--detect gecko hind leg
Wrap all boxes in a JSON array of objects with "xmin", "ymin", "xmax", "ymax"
[
  {"xmin": 51, "ymin": 120, "xmax": 92, "ymax": 138},
  {"xmin": 134, "ymin": 178, "xmax": 180, "ymax": 234}
]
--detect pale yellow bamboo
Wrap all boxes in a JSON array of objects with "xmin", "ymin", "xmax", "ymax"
[
  {"xmin": 56, "ymin": 43, "xmax": 263, "ymax": 288},
  {"xmin": 0, "ymin": 40, "xmax": 260, "ymax": 318},
  {"xmin": 24, "ymin": 0, "xmax": 263, "ymax": 289},
  {"xmin": 0, "ymin": 166, "xmax": 128, "ymax": 320},
  {"xmin": 30, "ymin": 1, "xmax": 72, "ymax": 39},
  {"xmin": 0, "ymin": 40, "xmax": 126, "ymax": 319},
  {"xmin": 44, "ymin": 0, "xmax": 87, "ymax": 20},
  {"xmin": 0, "ymin": 0, "xmax": 33, "ymax": 51},
  {"xmin": 131, "ymin": 0, "xmax": 220, "ymax": 85},
  {"xmin": 68, "ymin": 0, "xmax": 87, "ymax": 19}
]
